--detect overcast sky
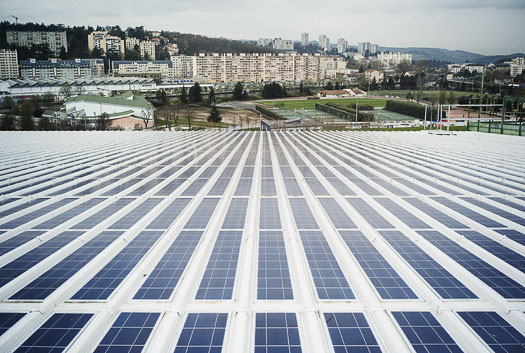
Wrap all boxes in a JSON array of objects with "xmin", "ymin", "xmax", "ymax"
[{"xmin": 2, "ymin": 0, "xmax": 524, "ymax": 55}]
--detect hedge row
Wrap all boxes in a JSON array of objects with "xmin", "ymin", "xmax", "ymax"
[
  {"xmin": 385, "ymin": 100, "xmax": 445, "ymax": 120},
  {"xmin": 322, "ymin": 102, "xmax": 374, "ymax": 121},
  {"xmin": 256, "ymin": 105, "xmax": 284, "ymax": 120}
]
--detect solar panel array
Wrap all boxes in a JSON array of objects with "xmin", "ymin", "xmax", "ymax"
[{"xmin": 0, "ymin": 130, "xmax": 524, "ymax": 353}]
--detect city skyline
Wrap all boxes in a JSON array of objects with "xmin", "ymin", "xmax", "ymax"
[{"xmin": 1, "ymin": 0, "xmax": 525, "ymax": 55}]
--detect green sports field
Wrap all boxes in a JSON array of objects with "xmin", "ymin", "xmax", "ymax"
[{"xmin": 259, "ymin": 97, "xmax": 387, "ymax": 110}]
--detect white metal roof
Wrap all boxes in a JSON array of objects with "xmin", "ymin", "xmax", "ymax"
[{"xmin": 0, "ymin": 130, "xmax": 524, "ymax": 353}]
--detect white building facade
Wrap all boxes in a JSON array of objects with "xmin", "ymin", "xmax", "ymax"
[
  {"xmin": 510, "ymin": 57, "xmax": 524, "ymax": 77},
  {"xmin": 88, "ymin": 31, "xmax": 125, "ymax": 57},
  {"xmin": 377, "ymin": 52, "xmax": 413, "ymax": 67},
  {"xmin": 337, "ymin": 38, "xmax": 348, "ymax": 54},
  {"xmin": 301, "ymin": 33, "xmax": 309, "ymax": 47},
  {"xmin": 112, "ymin": 60, "xmax": 172, "ymax": 78},
  {"xmin": 20, "ymin": 58, "xmax": 104, "ymax": 80},
  {"xmin": 6, "ymin": 31, "xmax": 67, "ymax": 56},
  {"xmin": 0, "ymin": 49, "xmax": 19, "ymax": 79}
]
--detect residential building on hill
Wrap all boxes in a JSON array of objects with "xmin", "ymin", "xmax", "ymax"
[
  {"xmin": 20, "ymin": 58, "xmax": 104, "ymax": 80},
  {"xmin": 301, "ymin": 33, "xmax": 309, "ymax": 47},
  {"xmin": 510, "ymin": 57, "xmax": 524, "ymax": 78},
  {"xmin": 6, "ymin": 31, "xmax": 67, "ymax": 56},
  {"xmin": 377, "ymin": 52, "xmax": 413, "ymax": 67},
  {"xmin": 88, "ymin": 31, "xmax": 124, "ymax": 57},
  {"xmin": 140, "ymin": 41, "xmax": 156, "ymax": 60},
  {"xmin": 358, "ymin": 42, "xmax": 378, "ymax": 55},
  {"xmin": 0, "ymin": 49, "xmax": 19, "ymax": 79}
]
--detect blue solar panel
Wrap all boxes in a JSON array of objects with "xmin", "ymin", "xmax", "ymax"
[
  {"xmin": 0, "ymin": 230, "xmax": 46, "ymax": 256},
  {"xmin": 183, "ymin": 198, "xmax": 220, "ymax": 229},
  {"xmin": 379, "ymin": 231, "xmax": 477, "ymax": 299},
  {"xmin": 255, "ymin": 313, "xmax": 302, "ymax": 353},
  {"xmin": 72, "ymin": 198, "xmax": 135, "ymax": 229},
  {"xmin": 283, "ymin": 178, "xmax": 303, "ymax": 196},
  {"xmin": 418, "ymin": 230, "xmax": 525, "ymax": 299},
  {"xmin": 10, "ymin": 231, "xmax": 123, "ymax": 300},
  {"xmin": 182, "ymin": 179, "xmax": 209, "ymax": 196},
  {"xmin": 495, "ymin": 229, "xmax": 525, "ymax": 247},
  {"xmin": 146, "ymin": 198, "xmax": 191, "ymax": 229},
  {"xmin": 174, "ymin": 313, "xmax": 228, "ymax": 353},
  {"xmin": 109, "ymin": 198, "xmax": 163, "ymax": 229},
  {"xmin": 196, "ymin": 230, "xmax": 242, "ymax": 300},
  {"xmin": 208, "ymin": 178, "xmax": 231, "ymax": 196},
  {"xmin": 235, "ymin": 178, "xmax": 253, "ymax": 196},
  {"xmin": 374, "ymin": 198, "xmax": 431, "ymax": 229},
  {"xmin": 339, "ymin": 230, "xmax": 418, "ymax": 300},
  {"xmin": 261, "ymin": 178, "xmax": 277, "ymax": 196},
  {"xmin": 33, "ymin": 198, "xmax": 105, "ymax": 229},
  {"xmin": 289, "ymin": 198, "xmax": 319, "ymax": 230},
  {"xmin": 13, "ymin": 313, "xmax": 92, "ymax": 353},
  {"xmin": 456, "ymin": 230, "xmax": 525, "ymax": 273},
  {"xmin": 318, "ymin": 198, "xmax": 357, "ymax": 229},
  {"xmin": 134, "ymin": 231, "xmax": 204, "ymax": 300},
  {"xmin": 392, "ymin": 312, "xmax": 464, "ymax": 353},
  {"xmin": 260, "ymin": 198, "xmax": 281, "ymax": 229},
  {"xmin": 404, "ymin": 198, "xmax": 468, "ymax": 229},
  {"xmin": 0, "ymin": 198, "xmax": 46, "ymax": 220},
  {"xmin": 0, "ymin": 198, "xmax": 75, "ymax": 229},
  {"xmin": 0, "ymin": 231, "xmax": 85, "ymax": 288},
  {"xmin": 461, "ymin": 197, "xmax": 525, "ymax": 226},
  {"xmin": 299, "ymin": 230, "xmax": 355, "ymax": 300},
  {"xmin": 221, "ymin": 198, "xmax": 249, "ymax": 229},
  {"xmin": 94, "ymin": 312, "xmax": 160, "ymax": 353},
  {"xmin": 128, "ymin": 179, "xmax": 165, "ymax": 196},
  {"xmin": 432, "ymin": 197, "xmax": 505, "ymax": 228},
  {"xmin": 155, "ymin": 179, "xmax": 186, "ymax": 196},
  {"xmin": 489, "ymin": 197, "xmax": 525, "ymax": 213},
  {"xmin": 346, "ymin": 198, "xmax": 394, "ymax": 229},
  {"xmin": 71, "ymin": 231, "xmax": 164, "ymax": 300},
  {"xmin": 458, "ymin": 311, "xmax": 525, "ymax": 353},
  {"xmin": 324, "ymin": 313, "xmax": 383, "ymax": 353},
  {"xmin": 0, "ymin": 312, "xmax": 25, "ymax": 336},
  {"xmin": 258, "ymin": 231, "xmax": 293, "ymax": 300}
]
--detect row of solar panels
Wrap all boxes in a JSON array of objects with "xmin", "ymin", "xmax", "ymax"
[
  {"xmin": 0, "ymin": 194, "xmax": 524, "ymax": 302},
  {"xmin": 1, "ymin": 131, "xmax": 523, "ymax": 199},
  {"xmin": 1, "ymin": 310, "xmax": 523, "ymax": 353}
]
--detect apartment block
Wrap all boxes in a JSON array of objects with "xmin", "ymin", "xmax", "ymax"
[
  {"xmin": 337, "ymin": 38, "xmax": 348, "ymax": 54},
  {"xmin": 6, "ymin": 31, "xmax": 67, "ymax": 56},
  {"xmin": 140, "ymin": 41, "xmax": 156, "ymax": 60},
  {"xmin": 510, "ymin": 57, "xmax": 525, "ymax": 77},
  {"xmin": 358, "ymin": 42, "xmax": 378, "ymax": 55},
  {"xmin": 0, "ymin": 49, "xmax": 19, "ymax": 79},
  {"xmin": 377, "ymin": 52, "xmax": 413, "ymax": 67},
  {"xmin": 112, "ymin": 60, "xmax": 172, "ymax": 79},
  {"xmin": 88, "ymin": 31, "xmax": 124, "ymax": 57},
  {"xmin": 125, "ymin": 37, "xmax": 141, "ymax": 51},
  {"xmin": 20, "ymin": 58, "xmax": 104, "ymax": 80},
  {"xmin": 191, "ymin": 53, "xmax": 344, "ymax": 83},
  {"xmin": 301, "ymin": 33, "xmax": 309, "ymax": 47}
]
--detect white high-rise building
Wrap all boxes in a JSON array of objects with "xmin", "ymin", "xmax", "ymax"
[
  {"xmin": 510, "ymin": 57, "xmax": 525, "ymax": 77},
  {"xmin": 0, "ymin": 49, "xmax": 19, "ymax": 79},
  {"xmin": 257, "ymin": 38, "xmax": 272, "ymax": 47},
  {"xmin": 125, "ymin": 37, "xmax": 140, "ymax": 51},
  {"xmin": 337, "ymin": 38, "xmax": 348, "ymax": 54},
  {"xmin": 272, "ymin": 39, "xmax": 294, "ymax": 51},
  {"xmin": 88, "ymin": 31, "xmax": 125, "ymax": 57},
  {"xmin": 6, "ymin": 31, "xmax": 67, "ymax": 56},
  {"xmin": 171, "ymin": 55, "xmax": 194, "ymax": 78},
  {"xmin": 20, "ymin": 58, "xmax": 104, "ymax": 80},
  {"xmin": 301, "ymin": 33, "xmax": 309, "ymax": 47},
  {"xmin": 358, "ymin": 42, "xmax": 378, "ymax": 55},
  {"xmin": 140, "ymin": 41, "xmax": 156, "ymax": 60},
  {"xmin": 318, "ymin": 34, "xmax": 330, "ymax": 51}
]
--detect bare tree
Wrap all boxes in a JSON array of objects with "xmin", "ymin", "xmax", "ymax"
[
  {"xmin": 140, "ymin": 108, "xmax": 154, "ymax": 129},
  {"xmin": 160, "ymin": 107, "xmax": 171, "ymax": 131},
  {"xmin": 184, "ymin": 106, "xmax": 194, "ymax": 130}
]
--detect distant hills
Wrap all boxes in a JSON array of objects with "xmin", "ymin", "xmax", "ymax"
[{"xmin": 379, "ymin": 46, "xmax": 524, "ymax": 64}]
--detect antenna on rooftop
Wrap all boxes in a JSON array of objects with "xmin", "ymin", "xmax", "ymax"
[{"xmin": 11, "ymin": 15, "xmax": 18, "ymax": 24}]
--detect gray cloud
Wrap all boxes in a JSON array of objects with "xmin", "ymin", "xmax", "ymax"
[{"xmin": 1, "ymin": 0, "xmax": 524, "ymax": 55}]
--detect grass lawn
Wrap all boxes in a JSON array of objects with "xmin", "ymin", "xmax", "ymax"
[
  {"xmin": 259, "ymin": 98, "xmax": 387, "ymax": 110},
  {"xmin": 155, "ymin": 118, "xmax": 230, "ymax": 129}
]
